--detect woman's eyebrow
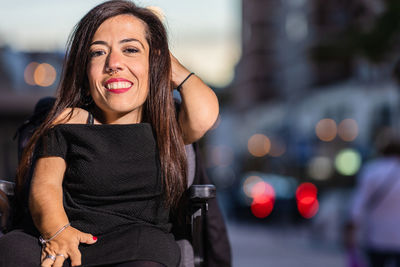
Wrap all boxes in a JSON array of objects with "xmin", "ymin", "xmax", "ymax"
[
  {"xmin": 120, "ymin": 38, "xmax": 145, "ymax": 49},
  {"xmin": 90, "ymin": 38, "xmax": 145, "ymax": 49},
  {"xmin": 90, "ymin": 40, "xmax": 108, "ymax": 46}
]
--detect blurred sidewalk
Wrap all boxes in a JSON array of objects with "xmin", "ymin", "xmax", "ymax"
[{"xmin": 227, "ymin": 222, "xmax": 346, "ymax": 267}]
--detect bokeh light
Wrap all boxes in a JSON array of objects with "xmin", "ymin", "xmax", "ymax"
[
  {"xmin": 33, "ymin": 63, "xmax": 57, "ymax": 87},
  {"xmin": 338, "ymin": 119, "xmax": 359, "ymax": 142},
  {"xmin": 24, "ymin": 62, "xmax": 39, "ymax": 86},
  {"xmin": 296, "ymin": 182, "xmax": 317, "ymax": 201},
  {"xmin": 335, "ymin": 148, "xmax": 362, "ymax": 176},
  {"xmin": 250, "ymin": 181, "xmax": 275, "ymax": 218},
  {"xmin": 243, "ymin": 175, "xmax": 263, "ymax": 198},
  {"xmin": 315, "ymin": 118, "xmax": 337, "ymax": 142},
  {"xmin": 296, "ymin": 182, "xmax": 319, "ymax": 219},
  {"xmin": 251, "ymin": 198, "xmax": 274, "ymax": 219},
  {"xmin": 251, "ymin": 181, "xmax": 275, "ymax": 199},
  {"xmin": 307, "ymin": 156, "xmax": 333, "ymax": 181},
  {"xmin": 298, "ymin": 198, "xmax": 319, "ymax": 219},
  {"xmin": 248, "ymin": 134, "xmax": 271, "ymax": 157}
]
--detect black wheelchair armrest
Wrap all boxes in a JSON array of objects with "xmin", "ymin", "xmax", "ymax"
[
  {"xmin": 189, "ymin": 184, "xmax": 216, "ymax": 202},
  {"xmin": 189, "ymin": 184, "xmax": 216, "ymax": 267}
]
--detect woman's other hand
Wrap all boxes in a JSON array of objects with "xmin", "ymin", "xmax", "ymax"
[
  {"xmin": 170, "ymin": 52, "xmax": 191, "ymax": 89},
  {"xmin": 40, "ymin": 226, "xmax": 97, "ymax": 267},
  {"xmin": 30, "ymin": 157, "xmax": 97, "ymax": 267}
]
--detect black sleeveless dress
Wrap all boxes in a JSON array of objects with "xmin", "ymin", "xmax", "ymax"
[{"xmin": 35, "ymin": 122, "xmax": 180, "ymax": 266}]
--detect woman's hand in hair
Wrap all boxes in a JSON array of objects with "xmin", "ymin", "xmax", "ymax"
[
  {"xmin": 40, "ymin": 226, "xmax": 97, "ymax": 267},
  {"xmin": 170, "ymin": 52, "xmax": 191, "ymax": 89},
  {"xmin": 170, "ymin": 53, "xmax": 219, "ymax": 144}
]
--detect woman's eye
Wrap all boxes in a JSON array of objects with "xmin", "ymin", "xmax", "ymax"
[
  {"xmin": 90, "ymin": 50, "xmax": 105, "ymax": 58},
  {"xmin": 124, "ymin": 48, "xmax": 139, "ymax": 54}
]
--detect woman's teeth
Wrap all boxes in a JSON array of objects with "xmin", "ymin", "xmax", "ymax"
[{"xmin": 106, "ymin": 82, "xmax": 132, "ymax": 89}]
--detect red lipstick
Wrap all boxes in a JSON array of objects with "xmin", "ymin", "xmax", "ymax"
[{"xmin": 104, "ymin": 78, "xmax": 133, "ymax": 94}]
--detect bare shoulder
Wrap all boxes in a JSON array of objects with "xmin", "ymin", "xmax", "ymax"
[{"xmin": 52, "ymin": 108, "xmax": 89, "ymax": 125}]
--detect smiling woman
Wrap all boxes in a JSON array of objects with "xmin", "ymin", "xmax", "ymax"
[
  {"xmin": 87, "ymin": 15, "xmax": 150, "ymax": 124},
  {"xmin": 0, "ymin": 1, "xmax": 219, "ymax": 266}
]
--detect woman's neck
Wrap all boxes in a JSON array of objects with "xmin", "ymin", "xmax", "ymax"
[{"xmin": 91, "ymin": 106, "xmax": 143, "ymax": 124}]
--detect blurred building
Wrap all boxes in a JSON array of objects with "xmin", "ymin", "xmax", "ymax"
[
  {"xmin": 231, "ymin": 0, "xmax": 312, "ymax": 109},
  {"xmin": 310, "ymin": 0, "xmax": 356, "ymax": 85},
  {"xmin": 230, "ymin": 0, "xmax": 399, "ymax": 109},
  {"xmin": 310, "ymin": 0, "xmax": 398, "ymax": 85}
]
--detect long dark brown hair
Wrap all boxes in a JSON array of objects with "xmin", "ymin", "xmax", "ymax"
[{"xmin": 16, "ymin": 0, "xmax": 187, "ymax": 207}]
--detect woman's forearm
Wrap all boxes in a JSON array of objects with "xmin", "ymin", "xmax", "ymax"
[
  {"xmin": 171, "ymin": 54, "xmax": 219, "ymax": 143},
  {"xmin": 30, "ymin": 184, "xmax": 69, "ymax": 238},
  {"xmin": 29, "ymin": 157, "xmax": 96, "ymax": 267},
  {"xmin": 29, "ymin": 157, "xmax": 69, "ymax": 238},
  {"xmin": 178, "ymin": 75, "xmax": 219, "ymax": 143}
]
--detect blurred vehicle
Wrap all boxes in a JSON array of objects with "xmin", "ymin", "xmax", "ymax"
[{"xmin": 232, "ymin": 171, "xmax": 301, "ymax": 223}]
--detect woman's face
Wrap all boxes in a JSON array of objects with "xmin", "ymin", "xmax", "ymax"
[{"xmin": 87, "ymin": 14, "xmax": 150, "ymax": 124}]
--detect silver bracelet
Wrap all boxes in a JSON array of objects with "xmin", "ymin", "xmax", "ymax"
[{"xmin": 39, "ymin": 222, "xmax": 71, "ymax": 245}]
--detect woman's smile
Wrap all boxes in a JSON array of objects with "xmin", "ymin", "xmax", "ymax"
[{"xmin": 104, "ymin": 78, "xmax": 133, "ymax": 94}]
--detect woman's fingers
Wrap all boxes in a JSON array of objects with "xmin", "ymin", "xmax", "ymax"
[
  {"xmin": 39, "ymin": 227, "xmax": 97, "ymax": 266},
  {"xmin": 78, "ymin": 232, "xmax": 98, "ymax": 245},
  {"xmin": 68, "ymin": 230, "xmax": 97, "ymax": 265},
  {"xmin": 41, "ymin": 245, "xmax": 57, "ymax": 263},
  {"xmin": 68, "ymin": 247, "xmax": 82, "ymax": 267},
  {"xmin": 41, "ymin": 257, "xmax": 54, "ymax": 267},
  {"xmin": 41, "ymin": 252, "xmax": 56, "ymax": 267},
  {"xmin": 52, "ymin": 253, "xmax": 68, "ymax": 267}
]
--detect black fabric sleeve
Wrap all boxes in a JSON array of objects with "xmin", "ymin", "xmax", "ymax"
[{"xmin": 36, "ymin": 127, "xmax": 68, "ymax": 159}]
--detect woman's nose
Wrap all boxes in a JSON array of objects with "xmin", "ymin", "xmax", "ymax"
[{"xmin": 105, "ymin": 50, "xmax": 123, "ymax": 73}]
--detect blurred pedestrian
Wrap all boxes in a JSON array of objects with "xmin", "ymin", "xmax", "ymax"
[{"xmin": 347, "ymin": 137, "xmax": 400, "ymax": 267}]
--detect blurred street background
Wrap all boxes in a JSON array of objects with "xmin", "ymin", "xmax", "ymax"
[{"xmin": 1, "ymin": 0, "xmax": 400, "ymax": 266}]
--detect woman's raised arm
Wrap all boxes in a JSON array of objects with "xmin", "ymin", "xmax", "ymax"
[{"xmin": 171, "ymin": 53, "xmax": 219, "ymax": 144}]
